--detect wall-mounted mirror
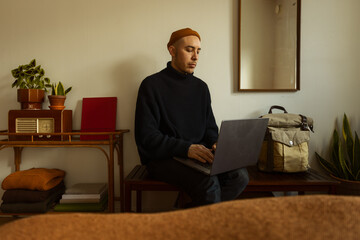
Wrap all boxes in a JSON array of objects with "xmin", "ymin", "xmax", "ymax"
[{"xmin": 238, "ymin": 0, "xmax": 301, "ymax": 91}]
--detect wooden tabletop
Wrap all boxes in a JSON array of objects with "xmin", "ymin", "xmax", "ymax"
[{"xmin": 245, "ymin": 165, "xmax": 339, "ymax": 193}]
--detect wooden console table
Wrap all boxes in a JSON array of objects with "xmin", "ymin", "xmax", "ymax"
[{"xmin": 0, "ymin": 130, "xmax": 129, "ymax": 214}]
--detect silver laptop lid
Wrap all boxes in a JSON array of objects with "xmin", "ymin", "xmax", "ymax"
[{"xmin": 210, "ymin": 118, "xmax": 268, "ymax": 175}]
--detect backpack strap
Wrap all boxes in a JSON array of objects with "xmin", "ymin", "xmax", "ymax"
[
  {"xmin": 300, "ymin": 114, "xmax": 314, "ymax": 132},
  {"xmin": 268, "ymin": 105, "xmax": 288, "ymax": 114}
]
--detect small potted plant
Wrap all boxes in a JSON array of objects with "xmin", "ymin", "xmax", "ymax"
[
  {"xmin": 11, "ymin": 59, "xmax": 52, "ymax": 110},
  {"xmin": 316, "ymin": 114, "xmax": 360, "ymax": 195},
  {"xmin": 48, "ymin": 81, "xmax": 72, "ymax": 110}
]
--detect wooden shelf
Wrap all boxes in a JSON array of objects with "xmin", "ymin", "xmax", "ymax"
[{"xmin": 0, "ymin": 130, "xmax": 130, "ymax": 215}]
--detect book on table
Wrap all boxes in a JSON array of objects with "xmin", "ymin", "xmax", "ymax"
[
  {"xmin": 80, "ymin": 97, "xmax": 117, "ymax": 140},
  {"xmin": 59, "ymin": 193, "xmax": 107, "ymax": 203},
  {"xmin": 54, "ymin": 196, "xmax": 108, "ymax": 212},
  {"xmin": 60, "ymin": 183, "xmax": 107, "ymax": 203}
]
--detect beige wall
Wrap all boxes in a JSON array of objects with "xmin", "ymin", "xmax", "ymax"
[{"xmin": 0, "ymin": 0, "xmax": 359, "ymax": 211}]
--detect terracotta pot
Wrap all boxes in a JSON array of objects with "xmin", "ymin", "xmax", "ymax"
[
  {"xmin": 331, "ymin": 175, "xmax": 360, "ymax": 195},
  {"xmin": 48, "ymin": 95, "xmax": 66, "ymax": 110},
  {"xmin": 17, "ymin": 89, "xmax": 45, "ymax": 110}
]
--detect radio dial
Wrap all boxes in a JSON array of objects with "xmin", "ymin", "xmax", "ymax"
[{"xmin": 38, "ymin": 119, "xmax": 54, "ymax": 133}]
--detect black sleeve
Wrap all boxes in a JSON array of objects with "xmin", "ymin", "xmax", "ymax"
[
  {"xmin": 134, "ymin": 80, "xmax": 191, "ymax": 164},
  {"xmin": 201, "ymin": 87, "xmax": 219, "ymax": 148}
]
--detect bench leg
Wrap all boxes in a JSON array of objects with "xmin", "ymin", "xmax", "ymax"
[
  {"xmin": 124, "ymin": 184, "xmax": 131, "ymax": 212},
  {"xmin": 136, "ymin": 190, "xmax": 142, "ymax": 213}
]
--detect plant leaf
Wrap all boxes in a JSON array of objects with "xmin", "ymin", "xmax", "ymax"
[
  {"xmin": 331, "ymin": 129, "xmax": 342, "ymax": 173},
  {"xmin": 338, "ymin": 140, "xmax": 349, "ymax": 179},
  {"xmin": 51, "ymin": 84, "xmax": 56, "ymax": 95},
  {"xmin": 25, "ymin": 69, "xmax": 33, "ymax": 75},
  {"xmin": 65, "ymin": 87, "xmax": 72, "ymax": 95},
  {"xmin": 343, "ymin": 114, "xmax": 354, "ymax": 167},
  {"xmin": 34, "ymin": 65, "xmax": 41, "ymax": 74},
  {"xmin": 29, "ymin": 59, "xmax": 36, "ymax": 67},
  {"xmin": 57, "ymin": 82, "xmax": 65, "ymax": 95},
  {"xmin": 354, "ymin": 132, "xmax": 360, "ymax": 178},
  {"xmin": 343, "ymin": 114, "xmax": 353, "ymax": 141},
  {"xmin": 11, "ymin": 80, "xmax": 18, "ymax": 88},
  {"xmin": 316, "ymin": 152, "xmax": 340, "ymax": 177},
  {"xmin": 356, "ymin": 169, "xmax": 360, "ymax": 181},
  {"xmin": 11, "ymin": 69, "xmax": 19, "ymax": 78}
]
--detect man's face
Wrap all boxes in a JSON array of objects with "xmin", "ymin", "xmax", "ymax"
[{"xmin": 169, "ymin": 35, "xmax": 201, "ymax": 74}]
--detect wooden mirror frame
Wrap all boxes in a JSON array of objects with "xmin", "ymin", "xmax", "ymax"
[{"xmin": 238, "ymin": 0, "xmax": 301, "ymax": 92}]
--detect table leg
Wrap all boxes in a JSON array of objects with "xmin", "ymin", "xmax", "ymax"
[
  {"xmin": 108, "ymin": 139, "xmax": 115, "ymax": 212},
  {"xmin": 117, "ymin": 137, "xmax": 125, "ymax": 212},
  {"xmin": 13, "ymin": 147, "xmax": 23, "ymax": 171}
]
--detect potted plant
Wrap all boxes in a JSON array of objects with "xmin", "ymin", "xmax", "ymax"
[
  {"xmin": 315, "ymin": 114, "xmax": 360, "ymax": 195},
  {"xmin": 48, "ymin": 81, "xmax": 72, "ymax": 110},
  {"xmin": 11, "ymin": 59, "xmax": 51, "ymax": 110}
]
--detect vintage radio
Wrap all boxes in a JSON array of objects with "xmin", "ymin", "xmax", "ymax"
[{"xmin": 8, "ymin": 110, "xmax": 72, "ymax": 141}]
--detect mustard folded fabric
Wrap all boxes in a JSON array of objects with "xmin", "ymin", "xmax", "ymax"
[{"xmin": 2, "ymin": 168, "xmax": 66, "ymax": 191}]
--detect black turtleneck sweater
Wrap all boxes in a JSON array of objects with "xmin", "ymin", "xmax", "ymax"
[{"xmin": 135, "ymin": 62, "xmax": 219, "ymax": 165}]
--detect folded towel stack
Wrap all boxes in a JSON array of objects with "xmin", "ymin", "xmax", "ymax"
[{"xmin": 1, "ymin": 168, "xmax": 66, "ymax": 213}]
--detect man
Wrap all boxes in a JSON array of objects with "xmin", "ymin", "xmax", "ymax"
[{"xmin": 135, "ymin": 28, "xmax": 249, "ymax": 208}]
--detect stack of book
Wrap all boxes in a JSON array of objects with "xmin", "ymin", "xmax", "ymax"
[{"xmin": 54, "ymin": 183, "xmax": 108, "ymax": 212}]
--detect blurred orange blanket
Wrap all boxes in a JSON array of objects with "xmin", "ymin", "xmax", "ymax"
[{"xmin": 1, "ymin": 168, "xmax": 65, "ymax": 191}]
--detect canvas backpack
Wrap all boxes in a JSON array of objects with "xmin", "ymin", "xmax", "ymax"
[{"xmin": 257, "ymin": 106, "xmax": 314, "ymax": 173}]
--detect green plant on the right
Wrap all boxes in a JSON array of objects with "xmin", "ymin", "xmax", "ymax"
[
  {"xmin": 50, "ymin": 81, "xmax": 72, "ymax": 96},
  {"xmin": 316, "ymin": 114, "xmax": 360, "ymax": 181}
]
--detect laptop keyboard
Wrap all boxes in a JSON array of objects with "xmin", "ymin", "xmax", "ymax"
[{"xmin": 192, "ymin": 159, "xmax": 211, "ymax": 170}]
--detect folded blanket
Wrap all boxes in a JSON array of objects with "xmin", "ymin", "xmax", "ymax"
[
  {"xmin": 0, "ymin": 185, "xmax": 65, "ymax": 213},
  {"xmin": 2, "ymin": 181, "xmax": 65, "ymax": 204},
  {"xmin": 1, "ymin": 168, "xmax": 66, "ymax": 191}
]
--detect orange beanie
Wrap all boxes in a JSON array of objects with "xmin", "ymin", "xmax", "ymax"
[{"xmin": 167, "ymin": 28, "xmax": 201, "ymax": 48}]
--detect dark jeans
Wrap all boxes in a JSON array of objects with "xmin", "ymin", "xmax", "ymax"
[{"xmin": 146, "ymin": 158, "xmax": 249, "ymax": 208}]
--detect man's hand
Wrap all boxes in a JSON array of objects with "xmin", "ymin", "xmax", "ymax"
[
  {"xmin": 212, "ymin": 143, "xmax": 217, "ymax": 152},
  {"xmin": 188, "ymin": 144, "xmax": 214, "ymax": 163}
]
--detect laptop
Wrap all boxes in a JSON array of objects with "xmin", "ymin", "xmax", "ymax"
[{"xmin": 174, "ymin": 118, "xmax": 268, "ymax": 175}]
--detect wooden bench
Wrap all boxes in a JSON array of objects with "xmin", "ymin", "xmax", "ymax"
[{"xmin": 124, "ymin": 165, "xmax": 339, "ymax": 212}]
